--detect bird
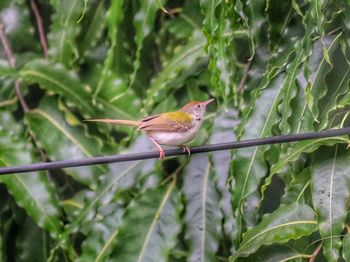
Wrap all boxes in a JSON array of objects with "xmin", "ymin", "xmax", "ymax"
[{"xmin": 85, "ymin": 99, "xmax": 214, "ymax": 159}]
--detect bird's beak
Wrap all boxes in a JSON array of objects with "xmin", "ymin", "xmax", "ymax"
[{"xmin": 203, "ymin": 98, "xmax": 214, "ymax": 106}]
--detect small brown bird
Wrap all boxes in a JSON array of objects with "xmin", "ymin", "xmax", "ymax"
[{"xmin": 86, "ymin": 99, "xmax": 214, "ymax": 159}]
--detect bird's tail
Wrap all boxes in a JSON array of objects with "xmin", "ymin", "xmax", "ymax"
[{"xmin": 84, "ymin": 119, "xmax": 141, "ymax": 127}]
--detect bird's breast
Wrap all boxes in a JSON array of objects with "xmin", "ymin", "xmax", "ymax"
[{"xmin": 147, "ymin": 126, "xmax": 199, "ymax": 146}]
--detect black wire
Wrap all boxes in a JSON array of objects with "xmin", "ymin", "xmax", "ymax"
[{"xmin": 0, "ymin": 127, "xmax": 350, "ymax": 175}]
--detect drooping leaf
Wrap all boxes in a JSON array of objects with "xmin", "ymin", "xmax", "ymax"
[
  {"xmin": 61, "ymin": 137, "xmax": 157, "ymax": 239},
  {"xmin": 78, "ymin": 0, "xmax": 106, "ymax": 59},
  {"xmin": 0, "ymin": 111, "xmax": 62, "ymax": 239},
  {"xmin": 303, "ymin": 33, "xmax": 342, "ymax": 127},
  {"xmin": 25, "ymin": 96, "xmax": 104, "ymax": 188},
  {"xmin": 163, "ymin": 2, "xmax": 200, "ymax": 41},
  {"xmin": 230, "ymin": 74, "xmax": 284, "ymax": 240},
  {"xmin": 240, "ymin": 244, "xmax": 304, "ymax": 262},
  {"xmin": 201, "ymin": 1, "xmax": 235, "ymax": 99},
  {"xmin": 280, "ymin": 168, "xmax": 311, "ymax": 205},
  {"xmin": 0, "ymin": 3, "xmax": 40, "ymax": 55},
  {"xmin": 20, "ymin": 59, "xmax": 95, "ymax": 116},
  {"xmin": 270, "ymin": 137, "xmax": 348, "ymax": 175},
  {"xmin": 232, "ymin": 203, "xmax": 317, "ymax": 259},
  {"xmin": 93, "ymin": 0, "xmax": 124, "ymax": 99},
  {"xmin": 210, "ymin": 107, "xmax": 237, "ymax": 240},
  {"xmin": 309, "ymin": 0, "xmax": 326, "ymax": 51},
  {"xmin": 278, "ymin": 35, "xmax": 310, "ymax": 135},
  {"xmin": 106, "ymin": 136, "xmax": 157, "ymax": 189},
  {"xmin": 0, "ymin": 229, "xmax": 3, "ymax": 261},
  {"xmin": 129, "ymin": 0, "xmax": 160, "ymax": 87},
  {"xmin": 342, "ymin": 232, "xmax": 350, "ymax": 262},
  {"xmin": 311, "ymin": 145, "xmax": 350, "ymax": 262},
  {"xmin": 0, "ymin": 66, "xmax": 17, "ymax": 111},
  {"xmin": 0, "ymin": 186, "xmax": 14, "ymax": 262},
  {"xmin": 183, "ymin": 155, "xmax": 222, "ymax": 261},
  {"xmin": 153, "ymin": 0, "xmax": 168, "ymax": 14},
  {"xmin": 261, "ymin": 24, "xmax": 344, "ymax": 206},
  {"xmin": 109, "ymin": 179, "xmax": 182, "ymax": 261},
  {"xmin": 143, "ymin": 30, "xmax": 207, "ymax": 113},
  {"xmin": 93, "ymin": 71, "xmax": 141, "ymax": 121},
  {"xmin": 48, "ymin": 0, "xmax": 83, "ymax": 66},
  {"xmin": 1, "ymin": 0, "xmax": 350, "ymax": 259},
  {"xmin": 16, "ymin": 217, "xmax": 49, "ymax": 262},
  {"xmin": 78, "ymin": 203, "xmax": 124, "ymax": 262}
]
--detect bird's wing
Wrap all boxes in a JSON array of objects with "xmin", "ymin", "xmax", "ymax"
[
  {"xmin": 141, "ymin": 114, "xmax": 160, "ymax": 122},
  {"xmin": 139, "ymin": 112, "xmax": 194, "ymax": 132}
]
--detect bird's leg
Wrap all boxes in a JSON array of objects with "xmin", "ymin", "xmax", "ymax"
[
  {"xmin": 148, "ymin": 136, "xmax": 165, "ymax": 159},
  {"xmin": 179, "ymin": 145, "xmax": 191, "ymax": 155}
]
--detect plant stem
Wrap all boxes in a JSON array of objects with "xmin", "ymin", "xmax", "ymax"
[
  {"xmin": 0, "ymin": 20, "xmax": 29, "ymax": 112},
  {"xmin": 30, "ymin": 0, "xmax": 48, "ymax": 58}
]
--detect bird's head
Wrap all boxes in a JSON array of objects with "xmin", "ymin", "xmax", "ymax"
[{"xmin": 180, "ymin": 99, "xmax": 214, "ymax": 121}]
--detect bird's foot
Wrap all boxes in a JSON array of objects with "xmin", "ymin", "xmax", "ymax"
[
  {"xmin": 158, "ymin": 148, "xmax": 166, "ymax": 159},
  {"xmin": 148, "ymin": 136, "xmax": 166, "ymax": 160},
  {"xmin": 180, "ymin": 145, "xmax": 191, "ymax": 155}
]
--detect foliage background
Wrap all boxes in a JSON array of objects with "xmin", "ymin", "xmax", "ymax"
[{"xmin": 0, "ymin": 0, "xmax": 350, "ymax": 261}]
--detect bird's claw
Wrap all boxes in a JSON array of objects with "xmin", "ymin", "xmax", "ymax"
[{"xmin": 180, "ymin": 145, "xmax": 191, "ymax": 155}]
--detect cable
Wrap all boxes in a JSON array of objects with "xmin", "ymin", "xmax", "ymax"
[{"xmin": 0, "ymin": 127, "xmax": 349, "ymax": 175}]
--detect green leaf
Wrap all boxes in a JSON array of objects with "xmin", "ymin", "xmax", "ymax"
[
  {"xmin": 0, "ymin": 231, "xmax": 2, "ymax": 261},
  {"xmin": 266, "ymin": 0, "xmax": 293, "ymax": 52},
  {"xmin": 318, "ymin": 59, "xmax": 350, "ymax": 129},
  {"xmin": 2, "ymin": 0, "xmax": 350, "ymax": 259},
  {"xmin": 201, "ymin": 1, "xmax": 235, "ymax": 99},
  {"xmin": 210, "ymin": 107, "xmax": 237, "ymax": 239},
  {"xmin": 48, "ymin": 0, "xmax": 83, "ymax": 66},
  {"xmin": 93, "ymin": 71, "xmax": 141, "ymax": 120},
  {"xmin": 303, "ymin": 33, "xmax": 342, "ymax": 126},
  {"xmin": 183, "ymin": 155, "xmax": 222, "ymax": 261},
  {"xmin": 280, "ymin": 168, "xmax": 311, "ymax": 205},
  {"xmin": 78, "ymin": 1, "xmax": 106, "ymax": 59},
  {"xmin": 93, "ymin": 0, "xmax": 124, "ymax": 99},
  {"xmin": 291, "ymin": 0, "xmax": 303, "ymax": 17},
  {"xmin": 230, "ymin": 74, "xmax": 284, "ymax": 239},
  {"xmin": 0, "ymin": 59, "xmax": 18, "ymax": 77},
  {"xmin": 0, "ymin": 187, "xmax": 12, "ymax": 262},
  {"xmin": 129, "ymin": 0, "xmax": 160, "ymax": 87},
  {"xmin": 61, "ymin": 141, "xmax": 155, "ymax": 240},
  {"xmin": 270, "ymin": 137, "xmax": 348, "ymax": 175},
  {"xmin": 240, "ymin": 244, "xmax": 305, "ymax": 262},
  {"xmin": 0, "ymin": 111, "xmax": 62, "ymax": 238},
  {"xmin": 144, "ymin": 31, "xmax": 207, "ymax": 112},
  {"xmin": 109, "ymin": 179, "xmax": 182, "ymax": 261},
  {"xmin": 309, "ymin": 0, "xmax": 326, "ymax": 47},
  {"xmin": 342, "ymin": 232, "xmax": 350, "ymax": 262},
  {"xmin": 16, "ymin": 217, "xmax": 49, "ymax": 262},
  {"xmin": 233, "ymin": 203, "xmax": 317, "ymax": 259},
  {"xmin": 0, "ymin": 3, "xmax": 40, "ymax": 54},
  {"xmin": 25, "ymin": 96, "xmax": 104, "ymax": 188},
  {"xmin": 278, "ymin": 7, "xmax": 340, "ymax": 134},
  {"xmin": 78, "ymin": 203, "xmax": 124, "ymax": 262},
  {"xmin": 311, "ymin": 145, "xmax": 350, "ymax": 261},
  {"xmin": 20, "ymin": 59, "xmax": 95, "ymax": 116},
  {"xmin": 154, "ymin": 0, "xmax": 168, "ymax": 14},
  {"xmin": 278, "ymin": 40, "xmax": 309, "ymax": 135}
]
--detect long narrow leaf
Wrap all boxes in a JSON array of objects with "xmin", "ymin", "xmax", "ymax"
[
  {"xmin": 0, "ymin": 111, "xmax": 62, "ymax": 238},
  {"xmin": 311, "ymin": 145, "xmax": 350, "ymax": 261},
  {"xmin": 232, "ymin": 203, "xmax": 317, "ymax": 259},
  {"xmin": 183, "ymin": 155, "xmax": 222, "ymax": 261},
  {"xmin": 109, "ymin": 179, "xmax": 182, "ymax": 261}
]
